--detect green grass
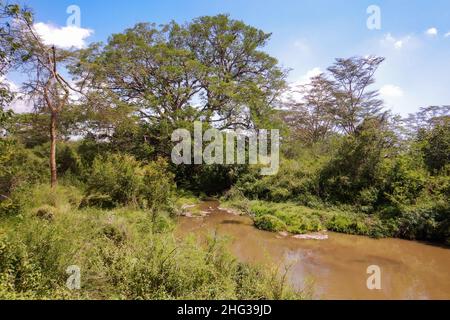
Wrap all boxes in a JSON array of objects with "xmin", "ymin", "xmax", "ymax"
[
  {"xmin": 0, "ymin": 185, "xmax": 310, "ymax": 300},
  {"xmin": 221, "ymin": 198, "xmax": 386, "ymax": 237}
]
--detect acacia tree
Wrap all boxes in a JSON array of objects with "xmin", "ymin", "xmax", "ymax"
[
  {"xmin": 285, "ymin": 74, "xmax": 336, "ymax": 144},
  {"xmin": 71, "ymin": 14, "xmax": 286, "ymax": 145},
  {"xmin": 404, "ymin": 105, "xmax": 450, "ymax": 133},
  {"xmin": 3, "ymin": 3, "xmax": 75, "ymax": 187},
  {"xmin": 327, "ymin": 56, "xmax": 385, "ymax": 134}
]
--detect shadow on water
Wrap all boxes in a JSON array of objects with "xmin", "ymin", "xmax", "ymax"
[{"xmin": 221, "ymin": 220, "xmax": 245, "ymax": 225}]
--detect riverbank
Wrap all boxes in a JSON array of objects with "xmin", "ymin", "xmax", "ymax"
[
  {"xmin": 218, "ymin": 195, "xmax": 450, "ymax": 244},
  {"xmin": 0, "ymin": 185, "xmax": 307, "ymax": 300},
  {"xmin": 178, "ymin": 201, "xmax": 450, "ymax": 300}
]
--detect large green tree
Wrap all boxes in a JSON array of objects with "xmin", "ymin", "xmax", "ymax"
[
  {"xmin": 71, "ymin": 15, "xmax": 286, "ymax": 150},
  {"xmin": 327, "ymin": 56, "xmax": 385, "ymax": 134},
  {"xmin": 285, "ymin": 74, "xmax": 336, "ymax": 145}
]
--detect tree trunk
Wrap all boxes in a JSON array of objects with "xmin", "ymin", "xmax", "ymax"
[{"xmin": 50, "ymin": 111, "xmax": 58, "ymax": 188}]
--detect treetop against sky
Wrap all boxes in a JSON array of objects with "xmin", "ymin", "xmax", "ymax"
[{"xmin": 7, "ymin": 0, "xmax": 450, "ymax": 116}]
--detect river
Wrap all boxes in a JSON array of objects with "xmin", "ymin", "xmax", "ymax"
[{"xmin": 177, "ymin": 201, "xmax": 450, "ymax": 300}]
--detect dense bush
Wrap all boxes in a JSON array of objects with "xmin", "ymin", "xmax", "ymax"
[
  {"xmin": 254, "ymin": 215, "xmax": 287, "ymax": 232},
  {"xmin": 87, "ymin": 154, "xmax": 144, "ymax": 206},
  {"xmin": 245, "ymin": 201, "xmax": 327, "ymax": 235},
  {"xmin": 0, "ymin": 140, "xmax": 48, "ymax": 216},
  {"xmin": 85, "ymin": 154, "xmax": 175, "ymax": 210},
  {"xmin": 420, "ymin": 119, "xmax": 450, "ymax": 173},
  {"xmin": 234, "ymin": 158, "xmax": 322, "ymax": 205}
]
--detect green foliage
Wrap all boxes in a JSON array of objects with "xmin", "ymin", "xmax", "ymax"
[
  {"xmin": 326, "ymin": 214, "xmax": 370, "ymax": 236},
  {"xmin": 319, "ymin": 118, "xmax": 395, "ymax": 204},
  {"xmin": 0, "ymin": 193, "xmax": 307, "ymax": 300},
  {"xmin": 396, "ymin": 202, "xmax": 450, "ymax": 244},
  {"xmin": 141, "ymin": 158, "xmax": 175, "ymax": 211},
  {"xmin": 34, "ymin": 205, "xmax": 56, "ymax": 221},
  {"xmin": 247, "ymin": 201, "xmax": 327, "ymax": 235},
  {"xmin": 420, "ymin": 119, "xmax": 450, "ymax": 173},
  {"xmin": 0, "ymin": 140, "xmax": 48, "ymax": 215},
  {"xmin": 86, "ymin": 154, "xmax": 175, "ymax": 211},
  {"xmin": 56, "ymin": 143, "xmax": 82, "ymax": 176},
  {"xmin": 27, "ymin": 184, "xmax": 83, "ymax": 210},
  {"xmin": 80, "ymin": 194, "xmax": 115, "ymax": 209},
  {"xmin": 382, "ymin": 155, "xmax": 428, "ymax": 209},
  {"xmin": 254, "ymin": 215, "xmax": 287, "ymax": 232},
  {"xmin": 87, "ymin": 154, "xmax": 144, "ymax": 206},
  {"xmin": 235, "ymin": 157, "xmax": 323, "ymax": 205}
]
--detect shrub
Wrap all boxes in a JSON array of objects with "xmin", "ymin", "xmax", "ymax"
[
  {"xmin": 34, "ymin": 205, "xmax": 56, "ymax": 221},
  {"xmin": 102, "ymin": 224, "xmax": 128, "ymax": 246},
  {"xmin": 140, "ymin": 158, "xmax": 175, "ymax": 213},
  {"xmin": 420, "ymin": 120, "xmax": 450, "ymax": 173},
  {"xmin": 325, "ymin": 213, "xmax": 369, "ymax": 235},
  {"xmin": 85, "ymin": 154, "xmax": 175, "ymax": 210},
  {"xmin": 250, "ymin": 204, "xmax": 277, "ymax": 217},
  {"xmin": 221, "ymin": 187, "xmax": 250, "ymax": 213},
  {"xmin": 286, "ymin": 215, "xmax": 323, "ymax": 234},
  {"xmin": 79, "ymin": 194, "xmax": 115, "ymax": 209},
  {"xmin": 29, "ymin": 184, "xmax": 83, "ymax": 210},
  {"xmin": 0, "ymin": 140, "xmax": 47, "ymax": 215},
  {"xmin": 87, "ymin": 154, "xmax": 143, "ymax": 206},
  {"xmin": 254, "ymin": 215, "xmax": 287, "ymax": 232},
  {"xmin": 56, "ymin": 143, "xmax": 82, "ymax": 176}
]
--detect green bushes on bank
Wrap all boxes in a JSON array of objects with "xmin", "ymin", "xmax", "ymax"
[{"xmin": 85, "ymin": 154, "xmax": 175, "ymax": 211}]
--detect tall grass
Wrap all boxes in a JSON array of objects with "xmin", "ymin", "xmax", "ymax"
[{"xmin": 0, "ymin": 184, "xmax": 310, "ymax": 300}]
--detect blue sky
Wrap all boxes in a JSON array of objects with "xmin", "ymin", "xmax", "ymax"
[{"xmin": 11, "ymin": 0, "xmax": 450, "ymax": 116}]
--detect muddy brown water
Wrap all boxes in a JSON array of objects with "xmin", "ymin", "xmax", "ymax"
[{"xmin": 176, "ymin": 201, "xmax": 450, "ymax": 300}]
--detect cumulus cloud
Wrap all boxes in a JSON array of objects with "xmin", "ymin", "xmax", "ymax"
[
  {"xmin": 445, "ymin": 32, "xmax": 450, "ymax": 38},
  {"xmin": 425, "ymin": 27, "xmax": 438, "ymax": 37},
  {"xmin": 381, "ymin": 33, "xmax": 412, "ymax": 49},
  {"xmin": 34, "ymin": 22, "xmax": 93, "ymax": 49},
  {"xmin": 283, "ymin": 67, "xmax": 322, "ymax": 103},
  {"xmin": 380, "ymin": 84, "xmax": 404, "ymax": 99},
  {"xmin": 296, "ymin": 67, "xmax": 322, "ymax": 85},
  {"xmin": 1, "ymin": 77, "xmax": 34, "ymax": 113}
]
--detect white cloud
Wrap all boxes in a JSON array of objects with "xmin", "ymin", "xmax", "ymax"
[
  {"xmin": 1, "ymin": 77, "xmax": 34, "ymax": 113},
  {"xmin": 425, "ymin": 27, "xmax": 438, "ymax": 37},
  {"xmin": 284, "ymin": 67, "xmax": 322, "ymax": 102},
  {"xmin": 381, "ymin": 33, "xmax": 412, "ymax": 49},
  {"xmin": 34, "ymin": 22, "xmax": 93, "ymax": 49},
  {"xmin": 380, "ymin": 84, "xmax": 404, "ymax": 99},
  {"xmin": 445, "ymin": 32, "xmax": 450, "ymax": 38},
  {"xmin": 299, "ymin": 67, "xmax": 322, "ymax": 84}
]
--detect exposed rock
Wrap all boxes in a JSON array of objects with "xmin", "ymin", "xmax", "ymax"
[
  {"xmin": 218, "ymin": 207, "xmax": 241, "ymax": 216},
  {"xmin": 181, "ymin": 204, "xmax": 196, "ymax": 210},
  {"xmin": 292, "ymin": 233, "xmax": 329, "ymax": 240}
]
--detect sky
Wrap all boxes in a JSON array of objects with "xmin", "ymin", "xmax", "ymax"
[{"xmin": 7, "ymin": 0, "xmax": 450, "ymax": 116}]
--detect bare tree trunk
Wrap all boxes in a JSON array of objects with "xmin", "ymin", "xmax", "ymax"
[{"xmin": 50, "ymin": 111, "xmax": 58, "ymax": 188}]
